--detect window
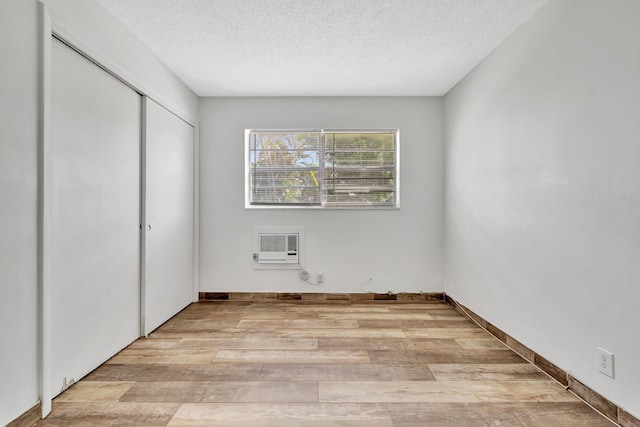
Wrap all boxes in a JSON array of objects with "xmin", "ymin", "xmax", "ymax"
[{"xmin": 246, "ymin": 129, "xmax": 398, "ymax": 208}]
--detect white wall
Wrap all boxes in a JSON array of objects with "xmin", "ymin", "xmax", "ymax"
[
  {"xmin": 200, "ymin": 97, "xmax": 444, "ymax": 294},
  {"xmin": 0, "ymin": 0, "xmax": 198, "ymax": 423},
  {"xmin": 444, "ymin": 0, "xmax": 640, "ymax": 418},
  {"xmin": 0, "ymin": 1, "xmax": 40, "ymax": 424}
]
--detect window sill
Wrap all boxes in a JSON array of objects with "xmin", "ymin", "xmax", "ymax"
[{"xmin": 245, "ymin": 204, "xmax": 400, "ymax": 210}]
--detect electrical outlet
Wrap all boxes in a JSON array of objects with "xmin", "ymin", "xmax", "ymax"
[
  {"xmin": 317, "ymin": 273, "xmax": 324, "ymax": 283},
  {"xmin": 597, "ymin": 347, "xmax": 614, "ymax": 378}
]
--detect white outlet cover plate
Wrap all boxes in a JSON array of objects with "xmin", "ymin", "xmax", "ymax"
[{"xmin": 597, "ymin": 347, "xmax": 614, "ymax": 378}]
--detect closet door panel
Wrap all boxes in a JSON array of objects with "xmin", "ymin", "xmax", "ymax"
[
  {"xmin": 144, "ymin": 97, "xmax": 195, "ymax": 334},
  {"xmin": 49, "ymin": 39, "xmax": 140, "ymax": 395}
]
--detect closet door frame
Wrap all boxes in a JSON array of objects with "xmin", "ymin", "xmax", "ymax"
[{"xmin": 38, "ymin": 4, "xmax": 199, "ymax": 417}]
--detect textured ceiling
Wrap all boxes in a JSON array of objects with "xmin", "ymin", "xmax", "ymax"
[{"xmin": 97, "ymin": 0, "xmax": 549, "ymax": 96}]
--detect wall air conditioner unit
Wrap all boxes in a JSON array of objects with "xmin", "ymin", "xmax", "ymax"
[{"xmin": 258, "ymin": 233, "xmax": 299, "ymax": 264}]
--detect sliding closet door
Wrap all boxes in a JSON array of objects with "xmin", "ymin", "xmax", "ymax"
[
  {"xmin": 143, "ymin": 97, "xmax": 194, "ymax": 335},
  {"xmin": 49, "ymin": 38, "xmax": 141, "ymax": 396}
]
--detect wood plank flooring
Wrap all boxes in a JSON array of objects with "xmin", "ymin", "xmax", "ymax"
[{"xmin": 36, "ymin": 300, "xmax": 614, "ymax": 426}]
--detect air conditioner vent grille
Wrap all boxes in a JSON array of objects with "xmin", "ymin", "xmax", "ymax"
[{"xmin": 260, "ymin": 235, "xmax": 286, "ymax": 252}]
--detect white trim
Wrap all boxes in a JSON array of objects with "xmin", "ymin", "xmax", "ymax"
[
  {"xmin": 245, "ymin": 129, "xmax": 400, "ymax": 210},
  {"xmin": 396, "ymin": 129, "xmax": 402, "ymax": 209},
  {"xmin": 244, "ymin": 205, "xmax": 401, "ymax": 211},
  {"xmin": 38, "ymin": 2, "xmax": 52, "ymax": 418},
  {"xmin": 139, "ymin": 98, "xmax": 148, "ymax": 337},
  {"xmin": 193, "ymin": 123, "xmax": 201, "ymax": 302},
  {"xmin": 244, "ymin": 129, "xmax": 251, "ymax": 209}
]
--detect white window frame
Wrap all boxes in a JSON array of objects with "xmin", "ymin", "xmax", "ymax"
[{"xmin": 245, "ymin": 129, "xmax": 400, "ymax": 209}]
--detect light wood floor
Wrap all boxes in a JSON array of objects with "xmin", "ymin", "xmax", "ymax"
[{"xmin": 37, "ymin": 300, "xmax": 614, "ymax": 426}]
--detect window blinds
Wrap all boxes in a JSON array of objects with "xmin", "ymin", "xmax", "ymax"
[{"xmin": 248, "ymin": 129, "xmax": 397, "ymax": 207}]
